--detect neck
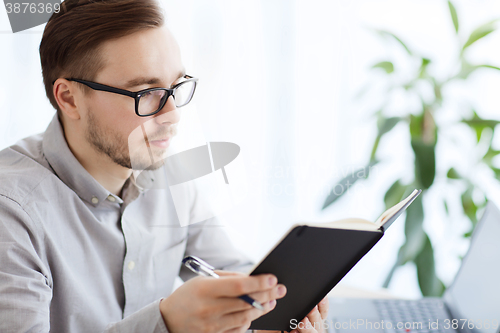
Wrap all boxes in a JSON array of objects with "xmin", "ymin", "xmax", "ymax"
[
  {"xmin": 62, "ymin": 119, "xmax": 132, "ymax": 197},
  {"xmin": 76, "ymin": 151, "xmax": 132, "ymax": 197}
]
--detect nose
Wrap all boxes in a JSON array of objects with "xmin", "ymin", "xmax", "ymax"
[{"xmin": 154, "ymin": 95, "xmax": 181, "ymax": 126}]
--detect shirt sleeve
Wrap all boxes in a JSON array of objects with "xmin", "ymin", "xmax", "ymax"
[
  {"xmin": 0, "ymin": 195, "xmax": 169, "ymax": 333},
  {"xmin": 104, "ymin": 299, "xmax": 168, "ymax": 333},
  {"xmin": 0, "ymin": 195, "xmax": 52, "ymax": 333}
]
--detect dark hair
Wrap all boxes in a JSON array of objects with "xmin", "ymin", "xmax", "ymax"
[{"xmin": 39, "ymin": 0, "xmax": 165, "ymax": 113}]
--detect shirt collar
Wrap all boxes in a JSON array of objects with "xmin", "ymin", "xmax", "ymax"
[{"xmin": 42, "ymin": 114, "xmax": 125, "ymax": 207}]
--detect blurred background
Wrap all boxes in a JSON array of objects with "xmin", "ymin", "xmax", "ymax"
[{"xmin": 1, "ymin": 0, "xmax": 500, "ymax": 299}]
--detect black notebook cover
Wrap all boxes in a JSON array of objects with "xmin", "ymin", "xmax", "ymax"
[
  {"xmin": 248, "ymin": 189, "xmax": 421, "ymax": 331},
  {"xmin": 249, "ymin": 226, "xmax": 383, "ymax": 331}
]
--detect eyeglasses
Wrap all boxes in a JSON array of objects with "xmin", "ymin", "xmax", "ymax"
[{"xmin": 65, "ymin": 75, "xmax": 198, "ymax": 117}]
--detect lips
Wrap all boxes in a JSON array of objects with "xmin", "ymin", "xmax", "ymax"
[{"xmin": 148, "ymin": 137, "xmax": 171, "ymax": 148}]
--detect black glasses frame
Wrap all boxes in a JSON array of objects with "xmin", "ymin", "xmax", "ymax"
[{"xmin": 63, "ymin": 75, "xmax": 198, "ymax": 117}]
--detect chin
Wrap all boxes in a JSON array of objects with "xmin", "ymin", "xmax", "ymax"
[
  {"xmin": 146, "ymin": 159, "xmax": 166, "ymax": 171},
  {"xmin": 129, "ymin": 154, "xmax": 165, "ymax": 171}
]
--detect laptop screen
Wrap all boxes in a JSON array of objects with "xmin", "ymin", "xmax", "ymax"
[{"xmin": 443, "ymin": 202, "xmax": 500, "ymax": 333}]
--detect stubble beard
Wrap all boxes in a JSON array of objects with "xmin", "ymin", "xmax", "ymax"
[{"xmin": 85, "ymin": 110, "xmax": 176, "ymax": 171}]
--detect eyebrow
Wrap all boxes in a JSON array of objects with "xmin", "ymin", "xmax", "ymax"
[{"xmin": 124, "ymin": 69, "xmax": 187, "ymax": 89}]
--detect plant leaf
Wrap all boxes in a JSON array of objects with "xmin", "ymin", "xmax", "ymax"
[
  {"xmin": 370, "ymin": 117, "xmax": 401, "ymax": 161},
  {"xmin": 491, "ymin": 167, "xmax": 500, "ymax": 180},
  {"xmin": 382, "ymin": 252, "xmax": 402, "ymax": 288},
  {"xmin": 461, "ymin": 187, "xmax": 478, "ymax": 225},
  {"xmin": 383, "ymin": 192, "xmax": 425, "ymax": 288},
  {"xmin": 462, "ymin": 19, "xmax": 499, "ymax": 52},
  {"xmin": 378, "ymin": 116, "xmax": 401, "ymax": 137},
  {"xmin": 432, "ymin": 78, "xmax": 443, "ymax": 104},
  {"xmin": 409, "ymin": 113, "xmax": 424, "ymax": 139},
  {"xmin": 457, "ymin": 62, "xmax": 500, "ymax": 80},
  {"xmin": 377, "ymin": 30, "xmax": 412, "ymax": 55},
  {"xmin": 418, "ymin": 58, "xmax": 431, "ymax": 79},
  {"xmin": 447, "ymin": 167, "xmax": 461, "ymax": 179},
  {"xmin": 482, "ymin": 146, "xmax": 500, "ymax": 166},
  {"xmin": 411, "ymin": 139, "xmax": 436, "ymax": 189},
  {"xmin": 414, "ymin": 234, "xmax": 446, "ymax": 296},
  {"xmin": 448, "ymin": 1, "xmax": 459, "ymax": 34},
  {"xmin": 321, "ymin": 161, "xmax": 377, "ymax": 210},
  {"xmin": 372, "ymin": 61, "xmax": 394, "ymax": 74},
  {"xmin": 461, "ymin": 111, "xmax": 500, "ymax": 143},
  {"xmin": 384, "ymin": 180, "xmax": 408, "ymax": 210},
  {"xmin": 478, "ymin": 64, "xmax": 500, "ymax": 71},
  {"xmin": 423, "ymin": 107, "xmax": 437, "ymax": 144},
  {"xmin": 399, "ymin": 194, "xmax": 426, "ymax": 264},
  {"xmin": 457, "ymin": 61, "xmax": 476, "ymax": 80}
]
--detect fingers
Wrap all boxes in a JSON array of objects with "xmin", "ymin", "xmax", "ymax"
[
  {"xmin": 290, "ymin": 304, "xmax": 327, "ymax": 333},
  {"xmin": 214, "ymin": 283, "xmax": 286, "ymax": 314},
  {"xmin": 318, "ymin": 297, "xmax": 329, "ymax": 321},
  {"xmin": 193, "ymin": 277, "xmax": 285, "ymax": 315},
  {"xmin": 247, "ymin": 283, "xmax": 287, "ymax": 304},
  {"xmin": 306, "ymin": 306, "xmax": 323, "ymax": 332},
  {"xmin": 205, "ymin": 274, "xmax": 278, "ymax": 298},
  {"xmin": 290, "ymin": 317, "xmax": 316, "ymax": 333},
  {"xmin": 161, "ymin": 274, "xmax": 282, "ymax": 333},
  {"xmin": 220, "ymin": 299, "xmax": 277, "ymax": 331}
]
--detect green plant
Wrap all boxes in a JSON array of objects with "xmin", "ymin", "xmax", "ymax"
[{"xmin": 321, "ymin": 1, "xmax": 500, "ymax": 296}]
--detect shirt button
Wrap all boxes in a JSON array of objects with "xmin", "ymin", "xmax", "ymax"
[
  {"xmin": 91, "ymin": 196, "xmax": 99, "ymax": 204},
  {"xmin": 127, "ymin": 261, "xmax": 135, "ymax": 270},
  {"xmin": 107, "ymin": 195, "xmax": 116, "ymax": 202}
]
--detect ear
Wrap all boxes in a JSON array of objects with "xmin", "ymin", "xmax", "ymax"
[{"xmin": 53, "ymin": 78, "xmax": 81, "ymax": 120}]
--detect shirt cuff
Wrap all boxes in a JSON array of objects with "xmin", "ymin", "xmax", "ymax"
[{"xmin": 104, "ymin": 299, "xmax": 168, "ymax": 333}]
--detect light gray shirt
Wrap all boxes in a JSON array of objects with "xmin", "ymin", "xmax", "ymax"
[{"xmin": 0, "ymin": 114, "xmax": 253, "ymax": 333}]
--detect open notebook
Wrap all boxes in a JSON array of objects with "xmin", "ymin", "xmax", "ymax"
[{"xmin": 249, "ymin": 189, "xmax": 422, "ymax": 331}]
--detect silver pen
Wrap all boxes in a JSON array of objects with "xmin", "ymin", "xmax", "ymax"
[{"xmin": 182, "ymin": 255, "xmax": 265, "ymax": 311}]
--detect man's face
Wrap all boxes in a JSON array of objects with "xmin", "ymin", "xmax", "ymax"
[{"xmin": 81, "ymin": 26, "xmax": 185, "ymax": 170}]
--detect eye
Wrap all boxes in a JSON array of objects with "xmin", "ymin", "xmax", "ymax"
[{"xmin": 142, "ymin": 90, "xmax": 166, "ymax": 97}]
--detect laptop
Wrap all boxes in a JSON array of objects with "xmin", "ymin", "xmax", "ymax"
[{"xmin": 328, "ymin": 201, "xmax": 500, "ymax": 333}]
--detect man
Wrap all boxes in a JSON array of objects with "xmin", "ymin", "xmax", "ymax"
[{"xmin": 0, "ymin": 0, "xmax": 328, "ymax": 332}]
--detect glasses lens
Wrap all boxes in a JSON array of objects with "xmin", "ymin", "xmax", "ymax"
[
  {"xmin": 138, "ymin": 89, "xmax": 167, "ymax": 116},
  {"xmin": 173, "ymin": 80, "xmax": 196, "ymax": 107}
]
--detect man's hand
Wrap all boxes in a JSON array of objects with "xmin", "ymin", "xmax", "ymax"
[
  {"xmin": 159, "ymin": 271, "xmax": 287, "ymax": 333},
  {"xmin": 256, "ymin": 296, "xmax": 329, "ymax": 333}
]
